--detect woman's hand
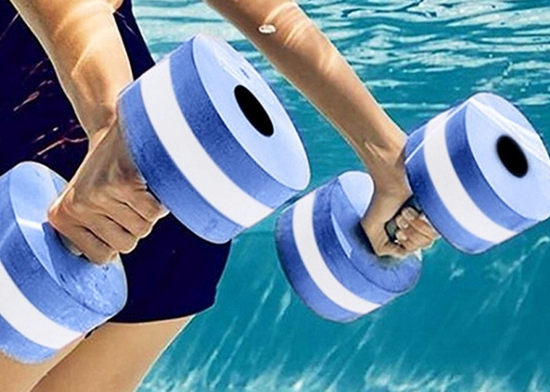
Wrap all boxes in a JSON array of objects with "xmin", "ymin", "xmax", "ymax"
[
  {"xmin": 360, "ymin": 138, "xmax": 439, "ymax": 258},
  {"xmin": 10, "ymin": 0, "xmax": 160, "ymax": 263},
  {"xmin": 48, "ymin": 123, "xmax": 168, "ymax": 264}
]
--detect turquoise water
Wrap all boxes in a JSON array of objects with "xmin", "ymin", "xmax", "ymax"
[{"xmin": 134, "ymin": 1, "xmax": 550, "ymax": 391}]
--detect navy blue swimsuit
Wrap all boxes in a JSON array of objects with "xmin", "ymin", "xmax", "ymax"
[{"xmin": 0, "ymin": 0, "xmax": 231, "ymax": 322}]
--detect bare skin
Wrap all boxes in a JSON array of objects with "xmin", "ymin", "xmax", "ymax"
[
  {"xmin": 48, "ymin": 122, "xmax": 168, "ymax": 263},
  {"xmin": 0, "ymin": 317, "xmax": 190, "ymax": 392},
  {"xmin": 31, "ymin": 318, "xmax": 191, "ymax": 392},
  {"xmin": 2, "ymin": 0, "xmax": 439, "ymax": 391},
  {"xmin": 0, "ymin": 338, "xmax": 83, "ymax": 392}
]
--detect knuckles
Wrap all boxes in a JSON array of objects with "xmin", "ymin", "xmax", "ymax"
[{"xmin": 47, "ymin": 203, "xmax": 65, "ymax": 230}]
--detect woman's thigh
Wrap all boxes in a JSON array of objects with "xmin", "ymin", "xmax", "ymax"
[
  {"xmin": 31, "ymin": 317, "xmax": 192, "ymax": 392},
  {"xmin": 0, "ymin": 338, "xmax": 83, "ymax": 392}
]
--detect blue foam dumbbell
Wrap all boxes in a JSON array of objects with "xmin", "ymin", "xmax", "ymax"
[
  {"xmin": 276, "ymin": 93, "xmax": 550, "ymax": 322},
  {"xmin": 0, "ymin": 34, "xmax": 310, "ymax": 362}
]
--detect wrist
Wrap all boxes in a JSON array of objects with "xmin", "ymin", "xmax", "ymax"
[
  {"xmin": 86, "ymin": 114, "xmax": 120, "ymax": 151},
  {"xmin": 361, "ymin": 137, "xmax": 412, "ymax": 199},
  {"xmin": 66, "ymin": 52, "xmax": 130, "ymax": 137},
  {"xmin": 357, "ymin": 122, "xmax": 408, "ymax": 189},
  {"xmin": 73, "ymin": 93, "xmax": 118, "ymax": 136}
]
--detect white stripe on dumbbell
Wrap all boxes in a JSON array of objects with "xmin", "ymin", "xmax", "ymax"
[
  {"xmin": 292, "ymin": 192, "xmax": 380, "ymax": 315},
  {"xmin": 140, "ymin": 59, "xmax": 274, "ymax": 228},
  {"xmin": 423, "ymin": 111, "xmax": 517, "ymax": 243},
  {"xmin": 0, "ymin": 257, "xmax": 82, "ymax": 350}
]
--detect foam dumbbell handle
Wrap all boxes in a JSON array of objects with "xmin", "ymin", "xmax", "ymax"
[{"xmin": 384, "ymin": 196, "xmax": 423, "ymax": 244}]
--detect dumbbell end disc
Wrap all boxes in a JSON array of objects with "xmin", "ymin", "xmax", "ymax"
[
  {"xmin": 0, "ymin": 162, "xmax": 127, "ymax": 363},
  {"xmin": 276, "ymin": 172, "xmax": 422, "ymax": 323}
]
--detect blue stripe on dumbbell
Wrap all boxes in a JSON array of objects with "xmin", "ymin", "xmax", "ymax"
[
  {"xmin": 315, "ymin": 182, "xmax": 397, "ymax": 305},
  {"xmin": 118, "ymin": 78, "xmax": 244, "ymax": 243},
  {"xmin": 276, "ymin": 172, "xmax": 421, "ymax": 322},
  {"xmin": 118, "ymin": 35, "xmax": 310, "ymax": 244},
  {"xmin": 406, "ymin": 117, "xmax": 495, "ymax": 253},
  {"xmin": 276, "ymin": 202, "xmax": 362, "ymax": 323},
  {"xmin": 0, "ymin": 163, "xmax": 127, "ymax": 363}
]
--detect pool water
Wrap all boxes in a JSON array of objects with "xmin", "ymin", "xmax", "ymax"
[{"xmin": 134, "ymin": 1, "xmax": 550, "ymax": 391}]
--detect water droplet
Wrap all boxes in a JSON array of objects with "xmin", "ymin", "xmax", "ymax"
[{"xmin": 258, "ymin": 24, "xmax": 277, "ymax": 35}]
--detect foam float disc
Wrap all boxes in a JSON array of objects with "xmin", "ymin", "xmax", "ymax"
[
  {"xmin": 276, "ymin": 171, "xmax": 422, "ymax": 322},
  {"xmin": 405, "ymin": 92, "xmax": 550, "ymax": 253},
  {"xmin": 0, "ymin": 162, "xmax": 127, "ymax": 363},
  {"xmin": 118, "ymin": 34, "xmax": 310, "ymax": 243}
]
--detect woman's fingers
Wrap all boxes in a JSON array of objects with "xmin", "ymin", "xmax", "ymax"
[
  {"xmin": 393, "ymin": 208, "xmax": 438, "ymax": 252},
  {"xmin": 104, "ymin": 201, "xmax": 153, "ymax": 239},
  {"xmin": 395, "ymin": 229, "xmax": 432, "ymax": 252},
  {"xmin": 378, "ymin": 241, "xmax": 408, "ymax": 258},
  {"xmin": 82, "ymin": 215, "xmax": 138, "ymax": 254},
  {"xmin": 117, "ymin": 188, "xmax": 168, "ymax": 223},
  {"xmin": 48, "ymin": 204, "xmax": 117, "ymax": 263},
  {"xmin": 400, "ymin": 208, "xmax": 439, "ymax": 238},
  {"xmin": 362, "ymin": 191, "xmax": 440, "ymax": 259},
  {"xmin": 67, "ymin": 228, "xmax": 117, "ymax": 264}
]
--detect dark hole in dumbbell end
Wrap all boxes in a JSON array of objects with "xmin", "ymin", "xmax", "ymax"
[
  {"xmin": 234, "ymin": 85, "xmax": 274, "ymax": 137},
  {"xmin": 496, "ymin": 135, "xmax": 528, "ymax": 178}
]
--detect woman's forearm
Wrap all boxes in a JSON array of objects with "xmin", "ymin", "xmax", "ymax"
[
  {"xmin": 205, "ymin": 0, "xmax": 406, "ymax": 185},
  {"xmin": 9, "ymin": 0, "xmax": 132, "ymax": 137}
]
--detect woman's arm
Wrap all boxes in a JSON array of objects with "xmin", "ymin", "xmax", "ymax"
[
  {"xmin": 1, "ymin": 1, "xmax": 177, "ymax": 388},
  {"xmin": 10, "ymin": 0, "xmax": 130, "ymax": 136},
  {"xmin": 205, "ymin": 0, "xmax": 438, "ymax": 256},
  {"xmin": 9, "ymin": 0, "xmax": 166, "ymax": 263}
]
